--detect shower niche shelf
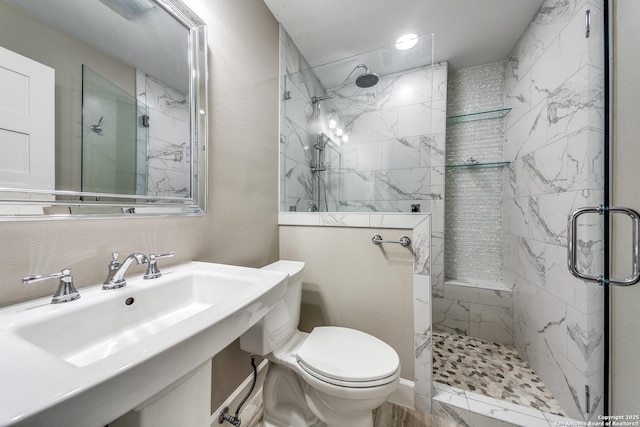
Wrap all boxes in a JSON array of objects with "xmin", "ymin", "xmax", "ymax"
[
  {"xmin": 445, "ymin": 161, "xmax": 510, "ymax": 170},
  {"xmin": 446, "ymin": 108, "xmax": 511, "ymax": 125}
]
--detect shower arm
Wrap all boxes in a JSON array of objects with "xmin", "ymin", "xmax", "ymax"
[{"xmin": 312, "ymin": 64, "xmax": 369, "ymax": 103}]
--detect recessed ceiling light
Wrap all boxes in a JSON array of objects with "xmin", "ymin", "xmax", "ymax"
[{"xmin": 395, "ymin": 33, "xmax": 419, "ymax": 51}]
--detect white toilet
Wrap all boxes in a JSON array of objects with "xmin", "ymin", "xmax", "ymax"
[{"xmin": 240, "ymin": 261, "xmax": 400, "ymax": 427}]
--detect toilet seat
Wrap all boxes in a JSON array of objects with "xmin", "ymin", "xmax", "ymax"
[{"xmin": 295, "ymin": 326, "xmax": 400, "ymax": 388}]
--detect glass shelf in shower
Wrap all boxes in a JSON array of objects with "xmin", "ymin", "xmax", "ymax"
[
  {"xmin": 445, "ymin": 161, "xmax": 510, "ymax": 170},
  {"xmin": 446, "ymin": 108, "xmax": 511, "ymax": 125}
]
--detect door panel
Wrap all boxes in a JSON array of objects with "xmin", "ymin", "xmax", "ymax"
[
  {"xmin": 611, "ymin": 0, "xmax": 640, "ymax": 413},
  {"xmin": 0, "ymin": 45, "xmax": 54, "ymax": 190}
]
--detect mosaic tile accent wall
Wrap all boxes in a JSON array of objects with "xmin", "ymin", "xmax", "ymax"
[
  {"xmin": 445, "ymin": 62, "xmax": 506, "ymax": 284},
  {"xmin": 435, "ymin": 63, "xmax": 514, "ymax": 347},
  {"xmin": 503, "ymin": 0, "xmax": 605, "ymax": 420}
]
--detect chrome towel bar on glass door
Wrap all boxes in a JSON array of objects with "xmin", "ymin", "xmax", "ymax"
[
  {"xmin": 371, "ymin": 234, "xmax": 411, "ymax": 247},
  {"xmin": 567, "ymin": 205, "xmax": 640, "ymax": 286}
]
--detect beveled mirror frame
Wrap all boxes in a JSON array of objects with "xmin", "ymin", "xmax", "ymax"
[{"xmin": 0, "ymin": 0, "xmax": 208, "ymax": 220}]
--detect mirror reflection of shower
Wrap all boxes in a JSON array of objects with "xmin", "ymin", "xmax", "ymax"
[
  {"xmin": 90, "ymin": 116, "xmax": 103, "ymax": 134},
  {"xmin": 309, "ymin": 63, "xmax": 378, "ymax": 211}
]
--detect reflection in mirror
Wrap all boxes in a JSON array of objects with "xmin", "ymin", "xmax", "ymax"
[
  {"xmin": 0, "ymin": 0, "xmax": 207, "ymax": 218},
  {"xmin": 82, "ymin": 66, "xmax": 139, "ymax": 195}
]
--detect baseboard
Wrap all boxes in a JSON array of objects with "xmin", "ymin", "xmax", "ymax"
[
  {"xmin": 387, "ymin": 378, "xmax": 415, "ymax": 409},
  {"xmin": 210, "ymin": 359, "xmax": 269, "ymax": 427}
]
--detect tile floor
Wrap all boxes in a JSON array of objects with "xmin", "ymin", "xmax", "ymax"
[
  {"xmin": 373, "ymin": 401, "xmax": 464, "ymax": 427},
  {"xmin": 432, "ymin": 331, "xmax": 565, "ymax": 416},
  {"xmin": 239, "ymin": 390, "xmax": 464, "ymax": 427}
]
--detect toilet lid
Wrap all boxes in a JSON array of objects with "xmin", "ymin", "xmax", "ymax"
[{"xmin": 295, "ymin": 327, "xmax": 399, "ymax": 383}]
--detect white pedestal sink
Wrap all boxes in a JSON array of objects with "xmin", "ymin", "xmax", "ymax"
[{"xmin": 0, "ymin": 262, "xmax": 288, "ymax": 427}]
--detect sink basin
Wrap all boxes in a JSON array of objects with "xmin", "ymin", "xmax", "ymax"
[{"xmin": 0, "ymin": 262, "xmax": 288, "ymax": 426}]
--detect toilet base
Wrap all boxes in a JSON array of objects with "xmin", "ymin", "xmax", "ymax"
[
  {"xmin": 262, "ymin": 364, "xmax": 321, "ymax": 427},
  {"xmin": 262, "ymin": 362, "xmax": 391, "ymax": 427}
]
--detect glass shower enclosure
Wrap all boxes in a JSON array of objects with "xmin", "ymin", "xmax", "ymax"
[
  {"xmin": 279, "ymin": 33, "xmax": 439, "ymax": 215},
  {"xmin": 278, "ymin": 0, "xmax": 607, "ymax": 419}
]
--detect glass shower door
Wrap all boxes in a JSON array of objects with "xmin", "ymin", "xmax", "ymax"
[{"xmin": 81, "ymin": 65, "xmax": 138, "ymax": 196}]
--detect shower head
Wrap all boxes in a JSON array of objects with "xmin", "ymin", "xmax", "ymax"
[
  {"xmin": 312, "ymin": 63, "xmax": 378, "ymax": 103},
  {"xmin": 355, "ymin": 71, "xmax": 379, "ymax": 88}
]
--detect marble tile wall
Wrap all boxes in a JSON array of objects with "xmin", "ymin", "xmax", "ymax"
[
  {"xmin": 278, "ymin": 29, "xmax": 324, "ymax": 212},
  {"xmin": 323, "ymin": 63, "xmax": 447, "ymax": 216},
  {"xmin": 136, "ymin": 71, "xmax": 190, "ymax": 197},
  {"xmin": 279, "ymin": 30, "xmax": 446, "ymax": 219},
  {"xmin": 433, "ymin": 383, "xmax": 575, "ymax": 427},
  {"xmin": 503, "ymin": 0, "xmax": 604, "ymax": 420}
]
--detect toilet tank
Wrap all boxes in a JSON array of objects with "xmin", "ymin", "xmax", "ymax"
[{"xmin": 239, "ymin": 260, "xmax": 305, "ymax": 355}]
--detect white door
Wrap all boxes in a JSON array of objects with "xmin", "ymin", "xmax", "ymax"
[
  {"xmin": 611, "ymin": 0, "xmax": 640, "ymax": 413},
  {"xmin": 0, "ymin": 45, "xmax": 54, "ymax": 191}
]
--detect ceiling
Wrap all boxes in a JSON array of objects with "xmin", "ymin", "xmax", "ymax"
[{"xmin": 262, "ymin": 0, "xmax": 545, "ymax": 72}]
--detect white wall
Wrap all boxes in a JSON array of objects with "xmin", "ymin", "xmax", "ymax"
[{"xmin": 279, "ymin": 225, "xmax": 415, "ymax": 381}]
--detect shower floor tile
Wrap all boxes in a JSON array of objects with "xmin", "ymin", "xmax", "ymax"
[{"xmin": 432, "ymin": 331, "xmax": 566, "ymax": 416}]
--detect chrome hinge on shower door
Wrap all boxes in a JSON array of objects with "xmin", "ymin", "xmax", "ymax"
[
  {"xmin": 567, "ymin": 205, "xmax": 640, "ymax": 286},
  {"xmin": 585, "ymin": 9, "xmax": 591, "ymax": 38},
  {"xmin": 585, "ymin": 385, "xmax": 591, "ymax": 414}
]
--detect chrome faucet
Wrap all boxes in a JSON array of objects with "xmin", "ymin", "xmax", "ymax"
[{"xmin": 103, "ymin": 252, "xmax": 148, "ymax": 290}]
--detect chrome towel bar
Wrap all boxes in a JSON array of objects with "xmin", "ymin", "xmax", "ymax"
[
  {"xmin": 567, "ymin": 205, "xmax": 640, "ymax": 286},
  {"xmin": 371, "ymin": 234, "xmax": 411, "ymax": 247}
]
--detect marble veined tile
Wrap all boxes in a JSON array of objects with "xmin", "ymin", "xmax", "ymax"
[
  {"xmin": 432, "ymin": 298, "xmax": 470, "ymax": 336},
  {"xmin": 566, "ymin": 306, "xmax": 603, "ymax": 377},
  {"xmin": 470, "ymin": 304, "xmax": 514, "ymax": 346},
  {"xmin": 467, "ymin": 399, "xmax": 551, "ymax": 427},
  {"xmin": 347, "ymin": 108, "xmax": 399, "ymax": 143},
  {"xmin": 399, "ymin": 103, "xmax": 433, "ymax": 138},
  {"xmin": 376, "ymin": 169, "xmax": 434, "ymax": 201},
  {"xmin": 443, "ymin": 282, "xmax": 513, "ymax": 308},
  {"xmin": 546, "ymin": 66, "xmax": 604, "ymax": 142},
  {"xmin": 381, "ymin": 136, "xmax": 421, "ymax": 170}
]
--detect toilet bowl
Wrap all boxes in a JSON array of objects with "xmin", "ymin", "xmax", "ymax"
[{"xmin": 240, "ymin": 261, "xmax": 400, "ymax": 427}]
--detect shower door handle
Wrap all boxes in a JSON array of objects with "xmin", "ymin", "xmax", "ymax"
[{"xmin": 567, "ymin": 205, "xmax": 640, "ymax": 286}]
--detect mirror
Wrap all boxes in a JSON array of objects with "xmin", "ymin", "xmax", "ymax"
[{"xmin": 0, "ymin": 0, "xmax": 207, "ymax": 217}]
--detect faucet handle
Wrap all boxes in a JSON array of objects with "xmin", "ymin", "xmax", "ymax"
[
  {"xmin": 144, "ymin": 252, "xmax": 175, "ymax": 280},
  {"xmin": 108, "ymin": 252, "xmax": 121, "ymax": 269},
  {"xmin": 23, "ymin": 268, "xmax": 81, "ymax": 304}
]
